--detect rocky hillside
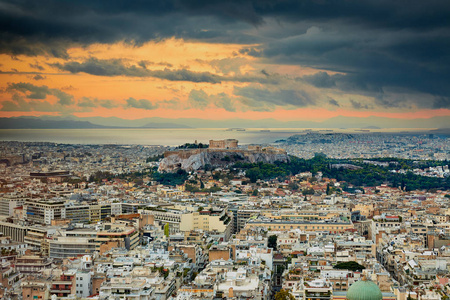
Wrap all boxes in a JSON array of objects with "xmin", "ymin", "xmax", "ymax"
[{"xmin": 158, "ymin": 150, "xmax": 289, "ymax": 172}]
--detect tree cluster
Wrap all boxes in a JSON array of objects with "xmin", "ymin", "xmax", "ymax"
[{"xmin": 232, "ymin": 154, "xmax": 450, "ymax": 191}]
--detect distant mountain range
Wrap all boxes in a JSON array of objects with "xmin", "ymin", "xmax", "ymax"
[
  {"xmin": 0, "ymin": 117, "xmax": 109, "ymax": 129},
  {"xmin": 0, "ymin": 117, "xmax": 190, "ymax": 129},
  {"xmin": 0, "ymin": 115, "xmax": 449, "ymax": 129}
]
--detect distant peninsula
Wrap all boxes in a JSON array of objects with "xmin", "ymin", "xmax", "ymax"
[{"xmin": 0, "ymin": 117, "xmax": 190, "ymax": 129}]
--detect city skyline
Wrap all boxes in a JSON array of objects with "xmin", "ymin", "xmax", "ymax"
[{"xmin": 1, "ymin": 1, "xmax": 450, "ymax": 125}]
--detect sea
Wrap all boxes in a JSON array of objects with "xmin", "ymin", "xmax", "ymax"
[{"xmin": 0, "ymin": 128, "xmax": 431, "ymax": 146}]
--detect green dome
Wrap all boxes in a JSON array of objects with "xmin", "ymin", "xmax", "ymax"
[{"xmin": 346, "ymin": 280, "xmax": 382, "ymax": 300}]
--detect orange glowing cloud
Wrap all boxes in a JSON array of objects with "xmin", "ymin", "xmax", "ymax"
[{"xmin": 1, "ymin": 37, "xmax": 449, "ymax": 123}]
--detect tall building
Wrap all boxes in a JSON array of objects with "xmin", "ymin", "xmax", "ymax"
[
  {"xmin": 24, "ymin": 199, "xmax": 66, "ymax": 225},
  {"xmin": 0, "ymin": 194, "xmax": 27, "ymax": 217},
  {"xmin": 229, "ymin": 207, "xmax": 260, "ymax": 234},
  {"xmin": 24, "ymin": 226, "xmax": 58, "ymax": 253},
  {"xmin": 142, "ymin": 208, "xmax": 233, "ymax": 241},
  {"xmin": 96, "ymin": 224, "xmax": 140, "ymax": 251},
  {"xmin": 0, "ymin": 221, "xmax": 27, "ymax": 242},
  {"xmin": 48, "ymin": 228, "xmax": 97, "ymax": 259}
]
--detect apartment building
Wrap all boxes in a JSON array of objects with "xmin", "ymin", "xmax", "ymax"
[
  {"xmin": 65, "ymin": 204, "xmax": 90, "ymax": 224},
  {"xmin": 180, "ymin": 210, "xmax": 233, "ymax": 241},
  {"xmin": 24, "ymin": 199, "xmax": 65, "ymax": 225},
  {"xmin": 99, "ymin": 277, "xmax": 154, "ymax": 300},
  {"xmin": 15, "ymin": 255, "xmax": 52, "ymax": 274},
  {"xmin": 21, "ymin": 280, "xmax": 50, "ymax": 300},
  {"xmin": 229, "ymin": 206, "xmax": 260, "ymax": 233},
  {"xmin": 0, "ymin": 236, "xmax": 27, "ymax": 255},
  {"xmin": 24, "ymin": 226, "xmax": 58, "ymax": 253},
  {"xmin": 0, "ymin": 194, "xmax": 27, "ymax": 217},
  {"xmin": 0, "ymin": 221, "xmax": 27, "ymax": 242},
  {"xmin": 48, "ymin": 228, "xmax": 97, "ymax": 259},
  {"xmin": 262, "ymin": 209, "xmax": 350, "ymax": 221},
  {"xmin": 142, "ymin": 207, "xmax": 233, "ymax": 240},
  {"xmin": 245, "ymin": 217, "xmax": 354, "ymax": 233},
  {"xmin": 140, "ymin": 209, "xmax": 182, "ymax": 234},
  {"xmin": 75, "ymin": 270, "xmax": 92, "ymax": 298},
  {"xmin": 50, "ymin": 271, "xmax": 76, "ymax": 298},
  {"xmin": 96, "ymin": 224, "xmax": 140, "ymax": 251}
]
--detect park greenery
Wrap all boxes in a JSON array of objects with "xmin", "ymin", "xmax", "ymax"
[
  {"xmin": 82, "ymin": 153, "xmax": 449, "ymax": 191},
  {"xmin": 185, "ymin": 183, "xmax": 221, "ymax": 193},
  {"xmin": 152, "ymin": 169, "xmax": 188, "ymax": 186},
  {"xmin": 232, "ymin": 154, "xmax": 450, "ymax": 191}
]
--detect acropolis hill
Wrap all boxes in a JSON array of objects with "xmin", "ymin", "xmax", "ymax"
[{"xmin": 158, "ymin": 139, "xmax": 289, "ymax": 172}]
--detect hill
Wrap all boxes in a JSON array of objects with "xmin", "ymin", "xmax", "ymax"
[{"xmin": 0, "ymin": 117, "xmax": 110, "ymax": 129}]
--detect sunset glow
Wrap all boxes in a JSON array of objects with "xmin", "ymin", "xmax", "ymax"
[{"xmin": 1, "ymin": 1, "xmax": 449, "ymax": 127}]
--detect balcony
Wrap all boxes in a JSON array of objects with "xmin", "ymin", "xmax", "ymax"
[
  {"xmin": 50, "ymin": 289, "xmax": 71, "ymax": 294},
  {"xmin": 305, "ymin": 292, "xmax": 332, "ymax": 300}
]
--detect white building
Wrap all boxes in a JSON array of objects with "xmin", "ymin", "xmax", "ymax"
[{"xmin": 75, "ymin": 270, "xmax": 92, "ymax": 298}]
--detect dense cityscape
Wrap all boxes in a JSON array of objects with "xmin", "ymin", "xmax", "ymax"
[
  {"xmin": 0, "ymin": 132, "xmax": 448, "ymax": 300},
  {"xmin": 1, "ymin": 1, "xmax": 450, "ymax": 299}
]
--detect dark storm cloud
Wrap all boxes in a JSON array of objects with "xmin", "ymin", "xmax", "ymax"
[
  {"xmin": 234, "ymin": 86, "xmax": 315, "ymax": 111},
  {"xmin": 328, "ymin": 99, "xmax": 340, "ymax": 107},
  {"xmin": 29, "ymin": 62, "xmax": 44, "ymax": 71},
  {"xmin": 1, "ymin": 93, "xmax": 61, "ymax": 112},
  {"xmin": 52, "ymin": 89, "xmax": 73, "ymax": 105},
  {"xmin": 187, "ymin": 90, "xmax": 209, "ymax": 109},
  {"xmin": 6, "ymin": 82, "xmax": 74, "ymax": 105},
  {"xmin": 32, "ymin": 74, "xmax": 46, "ymax": 80},
  {"xmin": 0, "ymin": 0, "xmax": 262, "ymax": 57},
  {"xmin": 138, "ymin": 61, "xmax": 173, "ymax": 69},
  {"xmin": 51, "ymin": 58, "xmax": 223, "ymax": 83},
  {"xmin": 51, "ymin": 57, "xmax": 280, "ymax": 84},
  {"xmin": 7, "ymin": 82, "xmax": 51, "ymax": 99},
  {"xmin": 302, "ymin": 71, "xmax": 337, "ymax": 88},
  {"xmin": 282, "ymin": 26, "xmax": 450, "ymax": 108},
  {"xmin": 78, "ymin": 97, "xmax": 119, "ymax": 109},
  {"xmin": 2, "ymin": 0, "xmax": 450, "ymax": 109},
  {"xmin": 432, "ymin": 97, "xmax": 450, "ymax": 109},
  {"xmin": 2, "ymin": 0, "xmax": 448, "ymax": 51},
  {"xmin": 350, "ymin": 100, "xmax": 370, "ymax": 110},
  {"xmin": 187, "ymin": 89, "xmax": 236, "ymax": 111},
  {"xmin": 125, "ymin": 97, "xmax": 159, "ymax": 110},
  {"xmin": 238, "ymin": 47, "xmax": 263, "ymax": 57}
]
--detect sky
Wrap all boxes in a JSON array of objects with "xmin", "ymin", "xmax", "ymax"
[{"xmin": 1, "ymin": 0, "xmax": 450, "ymax": 123}]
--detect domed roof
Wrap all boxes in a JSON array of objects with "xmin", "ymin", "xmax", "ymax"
[{"xmin": 346, "ymin": 280, "xmax": 382, "ymax": 300}]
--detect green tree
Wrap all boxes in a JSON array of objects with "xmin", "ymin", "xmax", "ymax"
[
  {"xmin": 288, "ymin": 182, "xmax": 299, "ymax": 191},
  {"xmin": 164, "ymin": 223, "xmax": 170, "ymax": 238},
  {"xmin": 275, "ymin": 289, "xmax": 295, "ymax": 300},
  {"xmin": 268, "ymin": 235, "xmax": 277, "ymax": 250},
  {"xmin": 302, "ymin": 188, "xmax": 315, "ymax": 195},
  {"xmin": 333, "ymin": 261, "xmax": 365, "ymax": 272}
]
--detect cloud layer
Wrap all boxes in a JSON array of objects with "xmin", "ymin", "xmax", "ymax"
[{"xmin": 1, "ymin": 0, "xmax": 450, "ymax": 115}]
